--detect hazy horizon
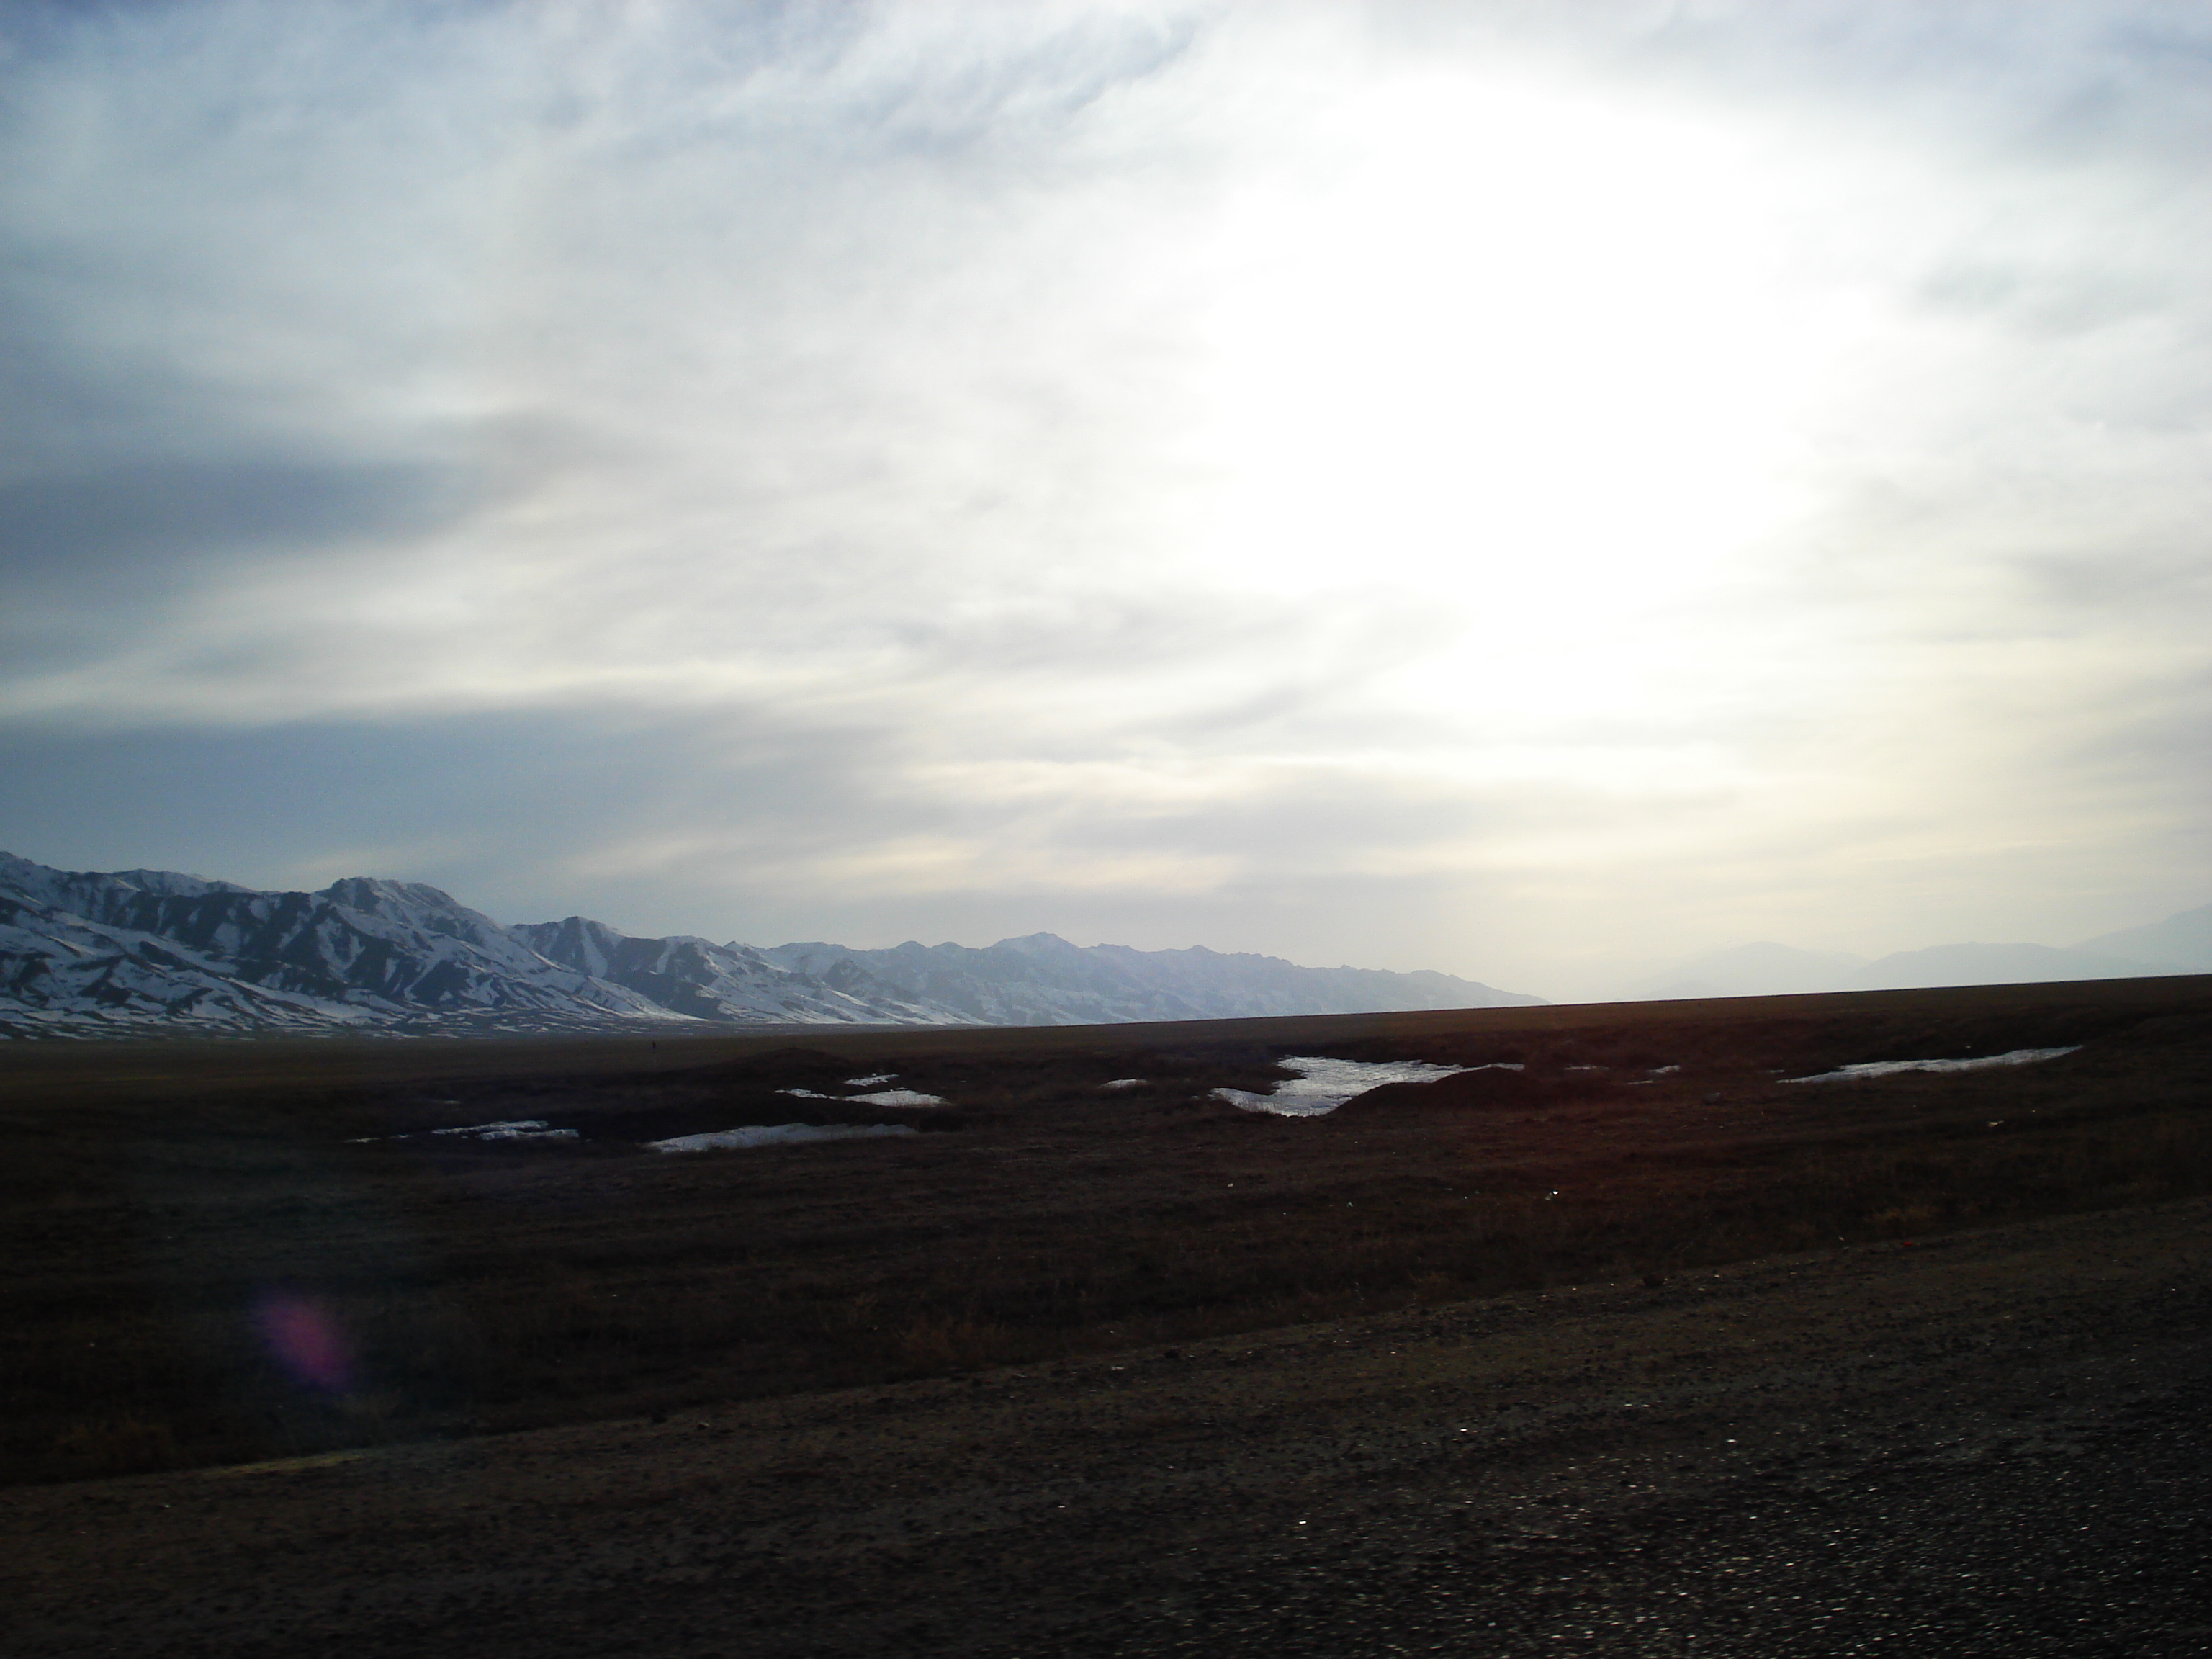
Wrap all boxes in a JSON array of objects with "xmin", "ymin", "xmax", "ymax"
[
  {"xmin": 6, "ymin": 844, "xmax": 2203, "ymax": 1009},
  {"xmin": 4, "ymin": 2, "xmax": 2208, "ymax": 1003}
]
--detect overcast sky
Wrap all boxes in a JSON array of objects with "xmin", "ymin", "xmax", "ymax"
[{"xmin": 2, "ymin": 0, "xmax": 2207, "ymax": 999}]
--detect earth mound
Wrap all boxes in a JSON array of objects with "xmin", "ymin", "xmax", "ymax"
[{"xmin": 1332, "ymin": 1065, "xmax": 1617, "ymax": 1115}]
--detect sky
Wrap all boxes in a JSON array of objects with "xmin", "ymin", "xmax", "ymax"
[{"xmin": 1, "ymin": 0, "xmax": 2207, "ymax": 1002}]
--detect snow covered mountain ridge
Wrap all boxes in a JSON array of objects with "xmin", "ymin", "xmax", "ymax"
[{"xmin": 0, "ymin": 853, "xmax": 1544, "ymax": 1039}]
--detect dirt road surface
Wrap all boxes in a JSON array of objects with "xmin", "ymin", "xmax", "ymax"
[{"xmin": 9, "ymin": 1195, "xmax": 2211, "ymax": 1658}]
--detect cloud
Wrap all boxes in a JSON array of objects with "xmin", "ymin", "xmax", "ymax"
[
  {"xmin": 1, "ymin": 1, "xmax": 2208, "ymax": 997},
  {"xmin": 0, "ymin": 457, "xmax": 477, "ymax": 589}
]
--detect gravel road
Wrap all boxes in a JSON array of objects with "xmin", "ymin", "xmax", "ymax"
[{"xmin": 10, "ymin": 1196, "xmax": 2211, "ymax": 1658}]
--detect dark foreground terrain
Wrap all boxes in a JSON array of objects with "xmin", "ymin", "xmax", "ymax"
[
  {"xmin": 9, "ymin": 1200, "xmax": 2212, "ymax": 1656},
  {"xmin": 5, "ymin": 976, "xmax": 2210, "ymax": 1653}
]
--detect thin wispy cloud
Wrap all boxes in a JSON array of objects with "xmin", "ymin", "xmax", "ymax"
[{"xmin": 2, "ymin": 1, "xmax": 2206, "ymax": 996}]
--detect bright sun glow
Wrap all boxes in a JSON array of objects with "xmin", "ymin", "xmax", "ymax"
[{"xmin": 1191, "ymin": 67, "xmax": 1864, "ymax": 721}]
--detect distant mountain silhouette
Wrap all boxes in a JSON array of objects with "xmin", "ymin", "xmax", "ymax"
[
  {"xmin": 1848, "ymin": 941, "xmax": 2180, "ymax": 992},
  {"xmin": 1627, "ymin": 907, "xmax": 2206, "ymax": 1000},
  {"xmin": 2072, "ymin": 904, "xmax": 2212, "ymax": 972}
]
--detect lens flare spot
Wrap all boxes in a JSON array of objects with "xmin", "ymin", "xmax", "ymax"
[{"xmin": 255, "ymin": 1293, "xmax": 353, "ymax": 1393}]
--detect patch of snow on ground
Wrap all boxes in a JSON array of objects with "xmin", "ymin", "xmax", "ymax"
[
  {"xmin": 1212, "ymin": 1056, "xmax": 1482, "ymax": 1118},
  {"xmin": 778, "ymin": 1088, "xmax": 836, "ymax": 1098},
  {"xmin": 845, "ymin": 1089, "xmax": 947, "ymax": 1107},
  {"xmin": 843, "ymin": 1074, "xmax": 896, "ymax": 1087},
  {"xmin": 1784, "ymin": 1046, "xmax": 2081, "ymax": 1084},
  {"xmin": 1099, "ymin": 1078, "xmax": 1146, "ymax": 1090},
  {"xmin": 648, "ymin": 1123, "xmax": 920, "ymax": 1153}
]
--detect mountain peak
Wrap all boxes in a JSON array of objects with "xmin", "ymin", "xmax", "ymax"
[
  {"xmin": 994, "ymin": 932, "xmax": 1079, "ymax": 956},
  {"xmin": 317, "ymin": 875, "xmax": 473, "ymax": 913}
]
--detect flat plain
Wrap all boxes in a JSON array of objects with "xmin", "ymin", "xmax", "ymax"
[{"xmin": 5, "ymin": 974, "xmax": 2210, "ymax": 1653}]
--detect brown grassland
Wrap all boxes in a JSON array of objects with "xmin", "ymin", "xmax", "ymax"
[{"xmin": 4, "ymin": 974, "xmax": 2208, "ymax": 1487}]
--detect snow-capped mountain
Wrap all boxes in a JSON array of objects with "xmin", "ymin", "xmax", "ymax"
[
  {"xmin": 759, "ymin": 932, "xmax": 1543, "ymax": 1025},
  {"xmin": 507, "ymin": 916, "xmax": 959, "ymax": 1027},
  {"xmin": 0, "ymin": 853, "xmax": 1541, "ymax": 1038},
  {"xmin": 0, "ymin": 854, "xmax": 680, "ymax": 1036}
]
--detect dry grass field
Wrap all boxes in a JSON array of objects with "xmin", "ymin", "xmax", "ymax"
[{"xmin": 5, "ymin": 975, "xmax": 2208, "ymax": 1487}]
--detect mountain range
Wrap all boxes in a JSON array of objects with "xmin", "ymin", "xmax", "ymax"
[
  {"xmin": 0, "ymin": 853, "xmax": 1543, "ymax": 1038},
  {"xmin": 1627, "ymin": 908, "xmax": 2212, "ymax": 1001}
]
